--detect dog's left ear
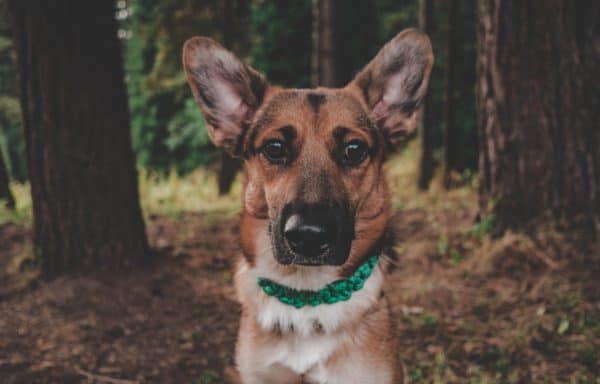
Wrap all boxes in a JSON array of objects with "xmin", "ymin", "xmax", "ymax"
[
  {"xmin": 348, "ymin": 28, "xmax": 434, "ymax": 148},
  {"xmin": 183, "ymin": 37, "xmax": 268, "ymax": 155}
]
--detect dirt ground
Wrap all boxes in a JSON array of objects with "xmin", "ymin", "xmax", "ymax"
[{"xmin": 0, "ymin": 206, "xmax": 598, "ymax": 383}]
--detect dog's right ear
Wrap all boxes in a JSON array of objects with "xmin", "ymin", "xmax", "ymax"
[{"xmin": 183, "ymin": 37, "xmax": 268, "ymax": 155}]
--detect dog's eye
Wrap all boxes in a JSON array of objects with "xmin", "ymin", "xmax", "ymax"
[
  {"xmin": 344, "ymin": 140, "xmax": 368, "ymax": 165},
  {"xmin": 261, "ymin": 139, "xmax": 287, "ymax": 163}
]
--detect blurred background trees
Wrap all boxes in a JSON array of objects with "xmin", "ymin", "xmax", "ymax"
[
  {"xmin": 0, "ymin": 147, "xmax": 13, "ymax": 209},
  {"xmin": 0, "ymin": 0, "xmax": 478, "ymax": 196},
  {"xmin": 477, "ymin": 0, "xmax": 599, "ymax": 233},
  {"xmin": 311, "ymin": 0, "xmax": 378, "ymax": 88},
  {"xmin": 1, "ymin": 0, "xmax": 597, "ymax": 262},
  {"xmin": 9, "ymin": 0, "xmax": 148, "ymax": 275},
  {"xmin": 417, "ymin": 0, "xmax": 434, "ymax": 190},
  {"xmin": 0, "ymin": 0, "xmax": 21, "ymax": 210},
  {"xmin": 0, "ymin": 3, "xmax": 597, "ymax": 381}
]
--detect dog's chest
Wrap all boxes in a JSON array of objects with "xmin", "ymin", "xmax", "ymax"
[
  {"xmin": 239, "ymin": 260, "xmax": 384, "ymax": 337},
  {"xmin": 253, "ymin": 323, "xmax": 392, "ymax": 384},
  {"xmin": 236, "ymin": 260, "xmax": 386, "ymax": 381},
  {"xmin": 262, "ymin": 328, "xmax": 346, "ymax": 376}
]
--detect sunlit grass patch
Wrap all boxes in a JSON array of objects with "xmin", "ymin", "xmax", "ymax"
[
  {"xmin": 1, "ymin": 139, "xmax": 475, "ymax": 227},
  {"xmin": 138, "ymin": 167, "xmax": 242, "ymax": 219},
  {"xmin": 0, "ymin": 181, "xmax": 32, "ymax": 226},
  {"xmin": 1, "ymin": 167, "xmax": 243, "ymax": 226},
  {"xmin": 387, "ymin": 140, "xmax": 477, "ymax": 212}
]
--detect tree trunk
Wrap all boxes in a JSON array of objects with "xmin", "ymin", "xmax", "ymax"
[
  {"xmin": 334, "ymin": 0, "xmax": 377, "ymax": 86},
  {"xmin": 0, "ymin": 148, "xmax": 15, "ymax": 210},
  {"xmin": 217, "ymin": 0, "xmax": 240, "ymax": 195},
  {"xmin": 417, "ymin": 0, "xmax": 435, "ymax": 190},
  {"xmin": 311, "ymin": 0, "xmax": 337, "ymax": 87},
  {"xmin": 218, "ymin": 151, "xmax": 239, "ymax": 195},
  {"xmin": 477, "ymin": 0, "xmax": 600, "ymax": 233},
  {"xmin": 10, "ymin": 0, "xmax": 149, "ymax": 276},
  {"xmin": 443, "ymin": 0, "xmax": 459, "ymax": 188}
]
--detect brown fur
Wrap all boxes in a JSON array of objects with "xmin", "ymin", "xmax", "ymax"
[
  {"xmin": 183, "ymin": 29, "xmax": 433, "ymax": 384},
  {"xmin": 239, "ymin": 87, "xmax": 391, "ymax": 274},
  {"xmin": 236, "ymin": 287, "xmax": 400, "ymax": 384}
]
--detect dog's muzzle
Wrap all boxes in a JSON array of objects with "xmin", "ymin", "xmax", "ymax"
[{"xmin": 272, "ymin": 202, "xmax": 354, "ymax": 266}]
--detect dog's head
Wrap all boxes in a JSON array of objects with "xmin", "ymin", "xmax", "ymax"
[{"xmin": 183, "ymin": 29, "xmax": 433, "ymax": 273}]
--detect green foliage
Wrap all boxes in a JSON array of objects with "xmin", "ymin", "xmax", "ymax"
[
  {"xmin": 0, "ymin": 1, "xmax": 26, "ymax": 182},
  {"xmin": 467, "ymin": 215, "xmax": 495, "ymax": 240},
  {"xmin": 0, "ymin": 96, "xmax": 26, "ymax": 181},
  {"xmin": 576, "ymin": 346, "xmax": 598, "ymax": 372},
  {"xmin": 0, "ymin": 181, "xmax": 32, "ymax": 225},
  {"xmin": 121, "ymin": 0, "xmax": 243, "ymax": 175},
  {"xmin": 449, "ymin": 247, "xmax": 463, "ymax": 265},
  {"xmin": 191, "ymin": 370, "xmax": 219, "ymax": 384},
  {"xmin": 377, "ymin": 0, "xmax": 418, "ymax": 41},
  {"xmin": 165, "ymin": 98, "xmax": 213, "ymax": 174},
  {"xmin": 409, "ymin": 364, "xmax": 426, "ymax": 381},
  {"xmin": 138, "ymin": 167, "xmax": 241, "ymax": 218},
  {"xmin": 379, "ymin": 0, "xmax": 478, "ymax": 172},
  {"xmin": 422, "ymin": 312, "xmax": 438, "ymax": 327},
  {"xmin": 249, "ymin": 0, "xmax": 312, "ymax": 87},
  {"xmin": 0, "ymin": 0, "xmax": 479, "ymax": 181},
  {"xmin": 438, "ymin": 234, "xmax": 449, "ymax": 255}
]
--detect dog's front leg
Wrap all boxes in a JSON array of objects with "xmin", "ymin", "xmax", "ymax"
[{"xmin": 235, "ymin": 312, "xmax": 302, "ymax": 384}]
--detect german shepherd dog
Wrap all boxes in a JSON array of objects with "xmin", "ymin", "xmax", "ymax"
[{"xmin": 183, "ymin": 29, "xmax": 433, "ymax": 384}]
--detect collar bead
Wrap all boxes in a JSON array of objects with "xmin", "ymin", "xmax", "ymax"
[{"xmin": 257, "ymin": 255, "xmax": 379, "ymax": 309}]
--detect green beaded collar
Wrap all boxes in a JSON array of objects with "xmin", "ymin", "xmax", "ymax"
[{"xmin": 257, "ymin": 255, "xmax": 379, "ymax": 309}]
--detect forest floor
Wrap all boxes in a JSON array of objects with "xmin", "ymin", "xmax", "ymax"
[{"xmin": 0, "ymin": 145, "xmax": 598, "ymax": 384}]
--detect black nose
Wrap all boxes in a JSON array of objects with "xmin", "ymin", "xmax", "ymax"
[{"xmin": 283, "ymin": 214, "xmax": 331, "ymax": 257}]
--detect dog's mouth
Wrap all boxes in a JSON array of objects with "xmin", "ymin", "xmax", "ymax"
[{"xmin": 270, "ymin": 203, "xmax": 355, "ymax": 266}]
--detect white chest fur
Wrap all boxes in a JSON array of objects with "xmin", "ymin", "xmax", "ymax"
[
  {"xmin": 260, "ymin": 328, "xmax": 347, "ymax": 374},
  {"xmin": 235, "ymin": 255, "xmax": 384, "ymax": 378}
]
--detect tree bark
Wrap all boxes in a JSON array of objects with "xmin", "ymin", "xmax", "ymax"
[
  {"xmin": 218, "ymin": 151, "xmax": 239, "ymax": 195},
  {"xmin": 334, "ymin": 0, "xmax": 377, "ymax": 86},
  {"xmin": 417, "ymin": 0, "xmax": 435, "ymax": 190},
  {"xmin": 477, "ymin": 0, "xmax": 600, "ymax": 233},
  {"xmin": 0, "ymin": 148, "xmax": 15, "ymax": 210},
  {"xmin": 311, "ymin": 0, "xmax": 337, "ymax": 87},
  {"xmin": 443, "ymin": 0, "xmax": 459, "ymax": 188},
  {"xmin": 10, "ymin": 0, "xmax": 149, "ymax": 275}
]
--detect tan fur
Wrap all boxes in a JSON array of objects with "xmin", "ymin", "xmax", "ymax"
[
  {"xmin": 239, "ymin": 88, "xmax": 391, "ymax": 272},
  {"xmin": 236, "ymin": 291, "xmax": 399, "ymax": 384},
  {"xmin": 234, "ymin": 251, "xmax": 399, "ymax": 384},
  {"xmin": 183, "ymin": 28, "xmax": 433, "ymax": 384}
]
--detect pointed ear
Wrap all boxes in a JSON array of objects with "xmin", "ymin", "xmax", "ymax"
[
  {"xmin": 349, "ymin": 29, "xmax": 433, "ymax": 148},
  {"xmin": 183, "ymin": 37, "xmax": 268, "ymax": 155}
]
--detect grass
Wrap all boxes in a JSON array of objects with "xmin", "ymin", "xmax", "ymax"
[
  {"xmin": 0, "ymin": 166, "xmax": 243, "ymax": 226},
  {"xmin": 0, "ymin": 181, "xmax": 32, "ymax": 225},
  {"xmin": 1, "ymin": 139, "xmax": 474, "ymax": 226},
  {"xmin": 2, "ymin": 143, "xmax": 598, "ymax": 383},
  {"xmin": 138, "ymin": 167, "xmax": 241, "ymax": 219},
  {"xmin": 386, "ymin": 140, "xmax": 477, "ymax": 212}
]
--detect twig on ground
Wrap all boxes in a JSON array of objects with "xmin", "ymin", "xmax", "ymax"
[{"xmin": 73, "ymin": 367, "xmax": 139, "ymax": 384}]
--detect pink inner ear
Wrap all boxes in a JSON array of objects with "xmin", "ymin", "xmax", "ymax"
[
  {"xmin": 215, "ymin": 81, "xmax": 243, "ymax": 112},
  {"xmin": 369, "ymin": 72, "xmax": 407, "ymax": 126},
  {"xmin": 213, "ymin": 78, "xmax": 249, "ymax": 126},
  {"xmin": 371, "ymin": 94, "xmax": 417, "ymax": 140},
  {"xmin": 382, "ymin": 73, "xmax": 410, "ymax": 107},
  {"xmin": 372, "ymin": 100, "xmax": 402, "ymax": 132},
  {"xmin": 369, "ymin": 68, "xmax": 421, "ymax": 139}
]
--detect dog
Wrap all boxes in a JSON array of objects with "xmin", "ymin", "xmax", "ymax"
[{"xmin": 183, "ymin": 28, "xmax": 433, "ymax": 384}]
